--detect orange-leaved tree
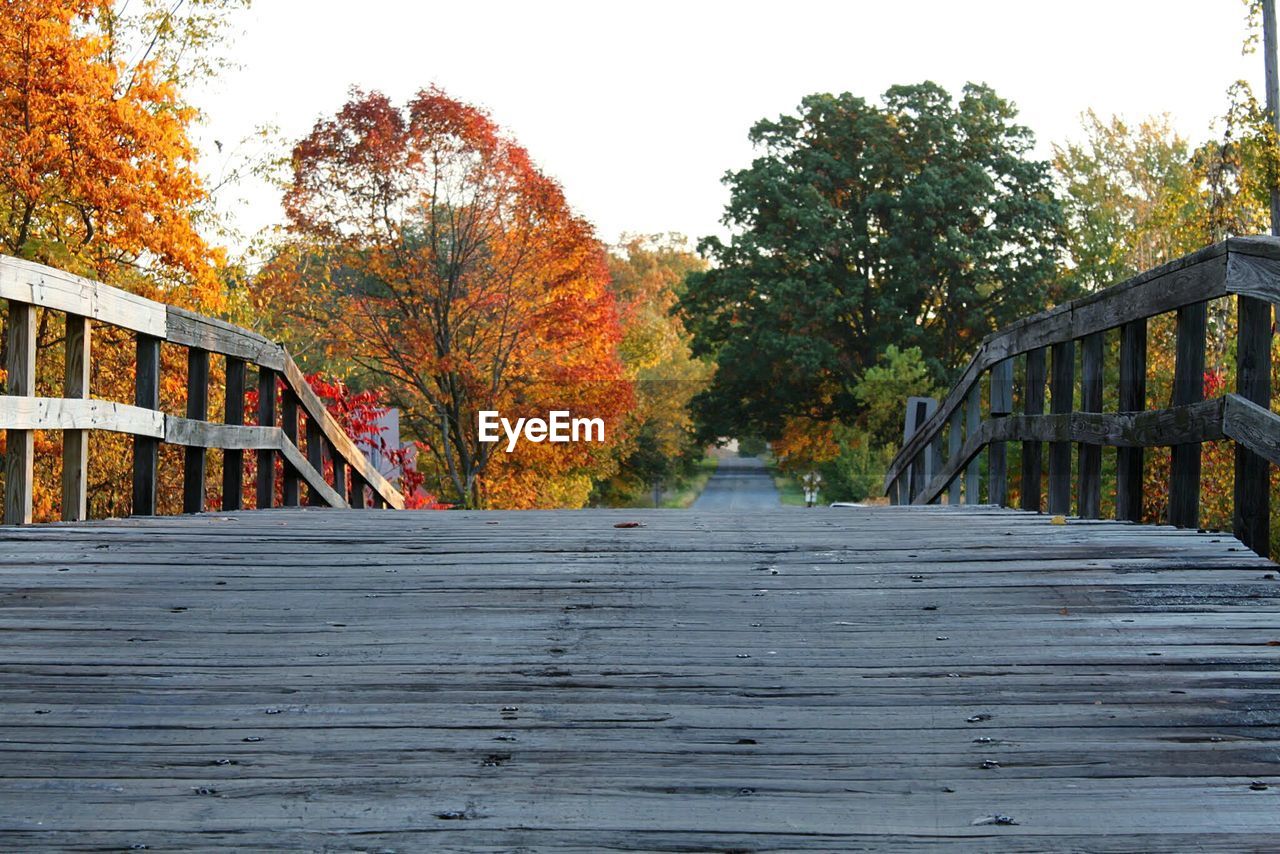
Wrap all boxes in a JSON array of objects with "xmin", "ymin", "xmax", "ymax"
[
  {"xmin": 257, "ymin": 88, "xmax": 633, "ymax": 508},
  {"xmin": 0, "ymin": 0, "xmax": 242, "ymax": 520}
]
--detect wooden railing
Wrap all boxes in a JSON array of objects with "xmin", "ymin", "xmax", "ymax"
[
  {"xmin": 1, "ymin": 255, "xmax": 404, "ymax": 524},
  {"xmin": 885, "ymin": 236, "xmax": 1280, "ymax": 556}
]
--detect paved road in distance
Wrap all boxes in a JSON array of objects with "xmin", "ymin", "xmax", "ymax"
[{"xmin": 690, "ymin": 448, "xmax": 781, "ymax": 510}]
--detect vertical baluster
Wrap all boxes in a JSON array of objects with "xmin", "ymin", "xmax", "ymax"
[
  {"xmin": 133, "ymin": 334, "xmax": 161, "ymax": 516},
  {"xmin": 1078, "ymin": 332, "xmax": 1103, "ymax": 519},
  {"xmin": 1169, "ymin": 302, "xmax": 1207, "ymax": 528},
  {"xmin": 331, "ymin": 442, "xmax": 347, "ymax": 506},
  {"xmin": 964, "ymin": 385, "xmax": 980, "ymax": 503},
  {"xmin": 256, "ymin": 368, "xmax": 277, "ymax": 509},
  {"xmin": 988, "ymin": 360, "xmax": 1013, "ymax": 507},
  {"xmin": 1047, "ymin": 340, "xmax": 1074, "ymax": 516},
  {"xmin": 281, "ymin": 390, "xmax": 300, "ymax": 507},
  {"xmin": 306, "ymin": 416, "xmax": 325, "ymax": 506},
  {"xmin": 1021, "ymin": 348, "xmax": 1046, "ymax": 512},
  {"xmin": 222, "ymin": 357, "xmax": 246, "ymax": 511},
  {"xmin": 4, "ymin": 303, "xmax": 36, "ymax": 525},
  {"xmin": 183, "ymin": 348, "xmax": 209, "ymax": 514},
  {"xmin": 947, "ymin": 409, "xmax": 962, "ymax": 505},
  {"xmin": 1234, "ymin": 295, "xmax": 1271, "ymax": 554},
  {"xmin": 1116, "ymin": 319, "xmax": 1147, "ymax": 522},
  {"xmin": 350, "ymin": 475, "xmax": 368, "ymax": 509},
  {"xmin": 903, "ymin": 396, "xmax": 937, "ymax": 504},
  {"xmin": 61, "ymin": 315, "xmax": 91, "ymax": 522}
]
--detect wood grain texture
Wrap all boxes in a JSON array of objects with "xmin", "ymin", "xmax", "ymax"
[
  {"xmin": 0, "ymin": 506, "xmax": 1275, "ymax": 850},
  {"xmin": 1078, "ymin": 332, "xmax": 1104, "ymax": 519},
  {"xmin": 0, "ymin": 255, "xmax": 166, "ymax": 337},
  {"xmin": 0, "ymin": 397, "xmax": 165, "ymax": 436},
  {"xmin": 132, "ymin": 334, "xmax": 161, "ymax": 517},
  {"xmin": 165, "ymin": 306, "xmax": 285, "ymax": 371},
  {"xmin": 183, "ymin": 348, "xmax": 210, "ymax": 515},
  {"xmin": 1048, "ymin": 341, "xmax": 1074, "ymax": 516},
  {"xmin": 223, "ymin": 357, "xmax": 246, "ymax": 512},
  {"xmin": 1019, "ymin": 348, "xmax": 1045, "ymax": 513},
  {"xmin": 1116, "ymin": 319, "xmax": 1148, "ymax": 523},
  {"xmin": 1233, "ymin": 295, "xmax": 1272, "ymax": 555},
  {"xmin": 256, "ymin": 368, "xmax": 278, "ymax": 511}
]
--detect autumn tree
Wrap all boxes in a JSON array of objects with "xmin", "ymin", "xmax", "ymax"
[
  {"xmin": 0, "ymin": 0, "xmax": 244, "ymax": 520},
  {"xmin": 259, "ymin": 88, "xmax": 632, "ymax": 508},
  {"xmin": 679, "ymin": 83, "xmax": 1064, "ymax": 442},
  {"xmin": 592, "ymin": 235, "xmax": 711, "ymax": 505}
]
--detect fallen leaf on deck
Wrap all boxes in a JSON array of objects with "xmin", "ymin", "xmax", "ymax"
[{"xmin": 613, "ymin": 522, "xmax": 644, "ymax": 528}]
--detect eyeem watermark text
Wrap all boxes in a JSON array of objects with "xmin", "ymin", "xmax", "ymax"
[{"xmin": 478, "ymin": 411, "xmax": 605, "ymax": 452}]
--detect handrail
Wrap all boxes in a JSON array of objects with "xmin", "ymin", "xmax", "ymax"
[
  {"xmin": 884, "ymin": 236, "xmax": 1280, "ymax": 556},
  {"xmin": 0, "ymin": 254, "xmax": 404, "ymax": 524}
]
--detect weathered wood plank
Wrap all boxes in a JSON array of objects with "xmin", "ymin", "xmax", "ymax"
[
  {"xmin": 60, "ymin": 315, "xmax": 90, "ymax": 522},
  {"xmin": 0, "ymin": 505, "xmax": 1277, "ymax": 849},
  {"xmin": 3, "ymin": 301, "xmax": 36, "ymax": 525},
  {"xmin": 0, "ymin": 397, "xmax": 165, "ymax": 436},
  {"xmin": 164, "ymin": 306, "xmax": 285, "ymax": 370},
  {"xmin": 0, "ymin": 255, "xmax": 166, "ymax": 337}
]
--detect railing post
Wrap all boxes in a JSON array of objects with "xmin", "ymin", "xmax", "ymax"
[
  {"xmin": 1078, "ymin": 332, "xmax": 1103, "ymax": 519},
  {"xmin": 183, "ymin": 348, "xmax": 210, "ymax": 514},
  {"xmin": 133, "ymin": 334, "xmax": 161, "ymax": 516},
  {"xmin": 1116, "ymin": 319, "xmax": 1147, "ymax": 522},
  {"xmin": 350, "ymin": 475, "xmax": 368, "ymax": 509},
  {"xmin": 903, "ymin": 396, "xmax": 937, "ymax": 503},
  {"xmin": 947, "ymin": 409, "xmax": 962, "ymax": 505},
  {"xmin": 61, "ymin": 315, "xmax": 91, "ymax": 522},
  {"xmin": 1234, "ymin": 295, "xmax": 1272, "ymax": 554},
  {"xmin": 1021, "ymin": 348, "xmax": 1046, "ymax": 512},
  {"xmin": 223, "ymin": 357, "xmax": 246, "ymax": 511},
  {"xmin": 1169, "ymin": 302, "xmax": 1207, "ymax": 528},
  {"xmin": 964, "ymin": 385, "xmax": 980, "ymax": 503},
  {"xmin": 330, "ymin": 442, "xmax": 347, "ymax": 505},
  {"xmin": 4, "ymin": 302, "xmax": 36, "ymax": 525},
  {"xmin": 988, "ymin": 359, "xmax": 1012, "ymax": 507},
  {"xmin": 306, "ymin": 416, "xmax": 325, "ymax": 506},
  {"xmin": 281, "ymin": 389, "xmax": 300, "ymax": 507},
  {"xmin": 1047, "ymin": 340, "xmax": 1074, "ymax": 516},
  {"xmin": 256, "ymin": 367, "xmax": 277, "ymax": 509}
]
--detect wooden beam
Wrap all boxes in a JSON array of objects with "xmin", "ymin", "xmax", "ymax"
[
  {"xmin": 167, "ymin": 418, "xmax": 282, "ymax": 449},
  {"xmin": 132, "ymin": 334, "xmax": 161, "ymax": 517},
  {"xmin": 306, "ymin": 415, "xmax": 325, "ymax": 507},
  {"xmin": 1169, "ymin": 302, "xmax": 1207, "ymax": 528},
  {"xmin": 281, "ymin": 389, "xmax": 300, "ymax": 507},
  {"xmin": 1020, "ymin": 348, "xmax": 1046, "ymax": 513},
  {"xmin": 1233, "ymin": 295, "xmax": 1272, "ymax": 554},
  {"xmin": 223, "ymin": 357, "xmax": 246, "ymax": 511},
  {"xmin": 183, "ymin": 348, "xmax": 209, "ymax": 514},
  {"xmin": 988, "ymin": 359, "xmax": 1013, "ymax": 507},
  {"xmin": 946, "ymin": 409, "xmax": 961, "ymax": 505},
  {"xmin": 256, "ymin": 368, "xmax": 277, "ymax": 510},
  {"xmin": 1078, "ymin": 332, "xmax": 1103, "ymax": 519},
  {"xmin": 963, "ymin": 385, "xmax": 980, "ymax": 503},
  {"xmin": 1224, "ymin": 393, "xmax": 1280, "ymax": 468},
  {"xmin": 4, "ymin": 302, "xmax": 36, "ymax": 525},
  {"xmin": 0, "ymin": 256, "xmax": 166, "ymax": 337},
  {"xmin": 0, "ymin": 397, "xmax": 164, "ymax": 435},
  {"xmin": 1116, "ymin": 319, "xmax": 1147, "ymax": 523},
  {"xmin": 1048, "ymin": 341, "xmax": 1074, "ymax": 515},
  {"xmin": 60, "ymin": 316, "xmax": 91, "ymax": 522},
  {"xmin": 165, "ymin": 306, "xmax": 285, "ymax": 370},
  {"xmin": 913, "ymin": 399, "xmax": 1227, "ymax": 506},
  {"xmin": 331, "ymin": 442, "xmax": 347, "ymax": 504}
]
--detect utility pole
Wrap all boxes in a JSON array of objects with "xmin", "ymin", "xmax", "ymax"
[{"xmin": 1265, "ymin": 0, "xmax": 1280, "ymax": 234}]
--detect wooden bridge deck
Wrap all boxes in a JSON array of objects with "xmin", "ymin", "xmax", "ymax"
[{"xmin": 1, "ymin": 506, "xmax": 1279, "ymax": 851}]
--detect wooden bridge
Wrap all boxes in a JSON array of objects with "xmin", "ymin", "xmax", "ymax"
[{"xmin": 2, "ymin": 247, "xmax": 1280, "ymax": 850}]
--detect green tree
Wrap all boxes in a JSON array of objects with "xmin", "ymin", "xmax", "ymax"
[
  {"xmin": 853, "ymin": 345, "xmax": 938, "ymax": 448},
  {"xmin": 680, "ymin": 82, "xmax": 1064, "ymax": 441},
  {"xmin": 593, "ymin": 235, "xmax": 712, "ymax": 504}
]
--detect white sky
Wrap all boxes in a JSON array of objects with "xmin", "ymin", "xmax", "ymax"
[{"xmin": 192, "ymin": 0, "xmax": 1264, "ymax": 254}]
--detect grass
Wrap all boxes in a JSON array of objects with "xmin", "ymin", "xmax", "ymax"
[{"xmin": 761, "ymin": 451, "xmax": 807, "ymax": 507}]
